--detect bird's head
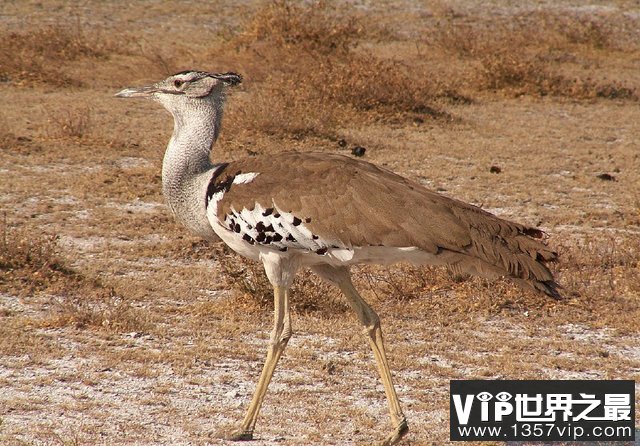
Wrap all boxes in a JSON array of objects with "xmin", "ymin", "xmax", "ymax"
[{"xmin": 115, "ymin": 70, "xmax": 242, "ymax": 113}]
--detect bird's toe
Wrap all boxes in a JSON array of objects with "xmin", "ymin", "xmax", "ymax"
[
  {"xmin": 226, "ymin": 429, "xmax": 254, "ymax": 441},
  {"xmin": 377, "ymin": 418, "xmax": 409, "ymax": 446},
  {"xmin": 211, "ymin": 425, "xmax": 254, "ymax": 442}
]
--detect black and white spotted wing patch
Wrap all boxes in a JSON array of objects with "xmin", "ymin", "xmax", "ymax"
[{"xmin": 222, "ymin": 202, "xmax": 346, "ymax": 256}]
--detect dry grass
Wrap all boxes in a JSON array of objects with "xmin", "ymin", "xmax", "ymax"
[
  {"xmin": 535, "ymin": 11, "xmax": 638, "ymax": 50},
  {"xmin": 430, "ymin": 12, "xmax": 639, "ymax": 99},
  {"xmin": 41, "ymin": 293, "xmax": 153, "ymax": 333},
  {"xmin": 556, "ymin": 234, "xmax": 640, "ymax": 330},
  {"xmin": 210, "ymin": 2, "xmax": 639, "ymax": 147},
  {"xmin": 0, "ymin": 22, "xmax": 122, "ymax": 87},
  {"xmin": 217, "ymin": 1, "xmax": 452, "ymax": 142},
  {"xmin": 234, "ymin": 0, "xmax": 363, "ymax": 56},
  {"xmin": 0, "ymin": 220, "xmax": 152, "ymax": 333},
  {"xmin": 216, "ymin": 245, "xmax": 348, "ymax": 314},
  {"xmin": 45, "ymin": 106, "xmax": 93, "ymax": 139},
  {"xmin": 353, "ymin": 232, "xmax": 640, "ymax": 332},
  {"xmin": 1, "ymin": 218, "xmax": 80, "ymax": 297},
  {"xmin": 209, "ymin": 228, "xmax": 640, "ymax": 336},
  {"xmin": 474, "ymin": 50, "xmax": 637, "ymax": 99}
]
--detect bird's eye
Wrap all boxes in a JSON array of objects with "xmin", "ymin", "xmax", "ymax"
[{"xmin": 174, "ymin": 79, "xmax": 184, "ymax": 88}]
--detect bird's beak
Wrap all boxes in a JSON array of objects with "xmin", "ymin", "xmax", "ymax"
[{"xmin": 115, "ymin": 85, "xmax": 159, "ymax": 98}]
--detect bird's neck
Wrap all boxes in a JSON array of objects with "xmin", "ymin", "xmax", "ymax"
[{"xmin": 161, "ymin": 100, "xmax": 222, "ymax": 240}]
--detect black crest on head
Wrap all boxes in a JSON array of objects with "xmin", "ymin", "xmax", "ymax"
[
  {"xmin": 210, "ymin": 72, "xmax": 242, "ymax": 86},
  {"xmin": 170, "ymin": 70, "xmax": 242, "ymax": 86}
]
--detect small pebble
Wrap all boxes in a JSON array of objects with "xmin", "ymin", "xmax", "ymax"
[
  {"xmin": 351, "ymin": 146, "xmax": 366, "ymax": 157},
  {"xmin": 597, "ymin": 173, "xmax": 616, "ymax": 181}
]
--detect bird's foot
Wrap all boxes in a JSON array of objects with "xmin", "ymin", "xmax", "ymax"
[
  {"xmin": 226, "ymin": 428, "xmax": 254, "ymax": 441},
  {"xmin": 211, "ymin": 425, "xmax": 254, "ymax": 441},
  {"xmin": 377, "ymin": 417, "xmax": 409, "ymax": 446}
]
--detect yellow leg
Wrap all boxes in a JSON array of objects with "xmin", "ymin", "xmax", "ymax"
[
  {"xmin": 338, "ymin": 277, "xmax": 408, "ymax": 446},
  {"xmin": 227, "ymin": 286, "xmax": 291, "ymax": 441}
]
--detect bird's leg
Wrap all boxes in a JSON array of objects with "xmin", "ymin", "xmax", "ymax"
[
  {"xmin": 227, "ymin": 286, "xmax": 292, "ymax": 441},
  {"xmin": 338, "ymin": 278, "xmax": 408, "ymax": 446}
]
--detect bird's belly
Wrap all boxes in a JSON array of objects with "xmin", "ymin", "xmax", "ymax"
[
  {"xmin": 347, "ymin": 245, "xmax": 441, "ymax": 266},
  {"xmin": 299, "ymin": 245, "xmax": 442, "ymax": 267}
]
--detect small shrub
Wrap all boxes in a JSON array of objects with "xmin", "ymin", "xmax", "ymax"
[
  {"xmin": 476, "ymin": 51, "xmax": 563, "ymax": 96},
  {"xmin": 135, "ymin": 40, "xmax": 179, "ymax": 77},
  {"xmin": 544, "ymin": 14, "xmax": 614, "ymax": 49},
  {"xmin": 0, "ymin": 220, "xmax": 151, "ymax": 332},
  {"xmin": 477, "ymin": 51, "xmax": 638, "ymax": 99},
  {"xmin": 0, "ymin": 23, "xmax": 120, "ymax": 86},
  {"xmin": 432, "ymin": 13, "xmax": 638, "ymax": 100},
  {"xmin": 220, "ymin": 0, "xmax": 450, "ymax": 140},
  {"xmin": 46, "ymin": 106, "xmax": 92, "ymax": 139},
  {"xmin": 0, "ymin": 221, "xmax": 79, "ymax": 296},
  {"xmin": 44, "ymin": 293, "xmax": 153, "ymax": 332},
  {"xmin": 234, "ymin": 0, "xmax": 361, "ymax": 56}
]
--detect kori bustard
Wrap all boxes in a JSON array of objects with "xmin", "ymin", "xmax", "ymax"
[{"xmin": 116, "ymin": 70, "xmax": 559, "ymax": 445}]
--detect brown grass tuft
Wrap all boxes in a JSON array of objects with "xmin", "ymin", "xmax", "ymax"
[
  {"xmin": 135, "ymin": 40, "xmax": 181, "ymax": 77},
  {"xmin": 475, "ymin": 50, "xmax": 573, "ymax": 97},
  {"xmin": 432, "ymin": 13, "xmax": 638, "ymax": 100},
  {"xmin": 540, "ymin": 13, "xmax": 618, "ymax": 49},
  {"xmin": 476, "ymin": 51, "xmax": 637, "ymax": 99},
  {"xmin": 220, "ymin": 1, "xmax": 450, "ymax": 141},
  {"xmin": 218, "ymin": 4, "xmax": 638, "ymax": 147},
  {"xmin": 235, "ymin": 0, "xmax": 362, "ymax": 55},
  {"xmin": 555, "ymin": 234, "xmax": 640, "ymax": 331},
  {"xmin": 1, "ymin": 220, "xmax": 152, "ymax": 333},
  {"xmin": 1, "ymin": 219, "xmax": 80, "ymax": 297},
  {"xmin": 42, "ymin": 293, "xmax": 153, "ymax": 332},
  {"xmin": 45, "ymin": 106, "xmax": 93, "ymax": 139},
  {"xmin": 0, "ymin": 116, "xmax": 17, "ymax": 148},
  {"xmin": 0, "ymin": 23, "xmax": 121, "ymax": 87},
  {"xmin": 352, "ymin": 232, "xmax": 640, "ymax": 332}
]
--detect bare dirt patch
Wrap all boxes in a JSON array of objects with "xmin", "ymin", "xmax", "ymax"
[{"xmin": 0, "ymin": 1, "xmax": 638, "ymax": 445}]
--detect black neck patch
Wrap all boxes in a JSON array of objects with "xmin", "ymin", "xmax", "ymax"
[{"xmin": 205, "ymin": 163, "xmax": 233, "ymax": 208}]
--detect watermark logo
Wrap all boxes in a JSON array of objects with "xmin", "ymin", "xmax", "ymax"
[{"xmin": 450, "ymin": 380, "xmax": 635, "ymax": 442}]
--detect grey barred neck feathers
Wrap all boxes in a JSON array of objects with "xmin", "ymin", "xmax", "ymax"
[
  {"xmin": 152, "ymin": 70, "xmax": 242, "ymax": 240},
  {"xmin": 113, "ymin": 70, "xmax": 243, "ymax": 243}
]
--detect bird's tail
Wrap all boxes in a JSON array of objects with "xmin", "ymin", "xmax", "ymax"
[{"xmin": 444, "ymin": 208, "xmax": 561, "ymax": 299}]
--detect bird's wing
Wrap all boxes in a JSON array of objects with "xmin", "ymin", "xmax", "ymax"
[
  {"xmin": 209, "ymin": 152, "xmax": 558, "ymax": 296},
  {"xmin": 210, "ymin": 152, "xmax": 459, "ymax": 249}
]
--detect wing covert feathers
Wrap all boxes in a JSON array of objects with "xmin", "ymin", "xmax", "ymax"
[{"xmin": 211, "ymin": 152, "xmax": 560, "ymax": 298}]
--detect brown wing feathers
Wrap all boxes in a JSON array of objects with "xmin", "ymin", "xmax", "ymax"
[{"xmin": 212, "ymin": 152, "xmax": 559, "ymax": 298}]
